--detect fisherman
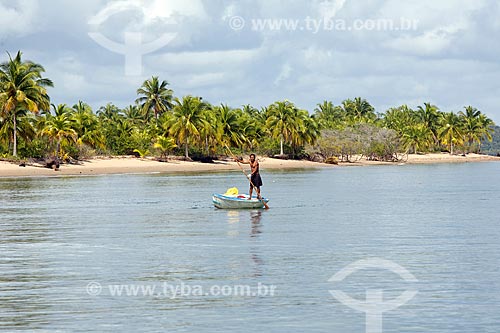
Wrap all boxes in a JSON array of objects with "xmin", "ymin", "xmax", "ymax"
[{"xmin": 234, "ymin": 153, "xmax": 263, "ymax": 199}]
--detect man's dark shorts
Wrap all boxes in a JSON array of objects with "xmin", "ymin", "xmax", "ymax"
[{"xmin": 251, "ymin": 173, "xmax": 263, "ymax": 187}]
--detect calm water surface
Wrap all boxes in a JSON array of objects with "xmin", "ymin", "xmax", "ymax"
[{"xmin": 1, "ymin": 163, "xmax": 500, "ymax": 332}]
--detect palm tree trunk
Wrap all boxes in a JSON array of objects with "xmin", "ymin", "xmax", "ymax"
[
  {"xmin": 12, "ymin": 113, "xmax": 17, "ymax": 157},
  {"xmin": 56, "ymin": 138, "xmax": 61, "ymax": 157},
  {"xmin": 450, "ymin": 142, "xmax": 454, "ymax": 155},
  {"xmin": 432, "ymin": 132, "xmax": 439, "ymax": 146},
  {"xmin": 185, "ymin": 138, "xmax": 189, "ymax": 158},
  {"xmin": 280, "ymin": 137, "xmax": 284, "ymax": 155}
]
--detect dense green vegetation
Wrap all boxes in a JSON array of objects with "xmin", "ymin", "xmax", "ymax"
[
  {"xmin": 481, "ymin": 126, "xmax": 500, "ymax": 156},
  {"xmin": 0, "ymin": 51, "xmax": 497, "ymax": 162}
]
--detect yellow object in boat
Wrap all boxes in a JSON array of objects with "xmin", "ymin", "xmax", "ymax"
[{"xmin": 224, "ymin": 187, "xmax": 239, "ymax": 196}]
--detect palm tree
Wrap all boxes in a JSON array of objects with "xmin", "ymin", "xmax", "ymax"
[
  {"xmin": 73, "ymin": 100, "xmax": 91, "ymax": 114},
  {"xmin": 416, "ymin": 103, "xmax": 440, "ymax": 144},
  {"xmin": 72, "ymin": 101, "xmax": 103, "ymax": 149},
  {"xmin": 97, "ymin": 103, "xmax": 122, "ymax": 122},
  {"xmin": 353, "ymin": 97, "xmax": 376, "ymax": 122},
  {"xmin": 459, "ymin": 106, "xmax": 483, "ymax": 153},
  {"xmin": 237, "ymin": 111, "xmax": 258, "ymax": 150},
  {"xmin": 41, "ymin": 104, "xmax": 77, "ymax": 157},
  {"xmin": 0, "ymin": 110, "xmax": 37, "ymax": 151},
  {"xmin": 0, "ymin": 51, "xmax": 53, "ymax": 156},
  {"xmin": 299, "ymin": 111, "xmax": 320, "ymax": 146},
  {"xmin": 314, "ymin": 100, "xmax": 343, "ymax": 129},
  {"xmin": 438, "ymin": 112, "xmax": 464, "ymax": 155},
  {"xmin": 114, "ymin": 116, "xmax": 134, "ymax": 136},
  {"xmin": 266, "ymin": 100, "xmax": 296, "ymax": 155},
  {"xmin": 197, "ymin": 104, "xmax": 219, "ymax": 155},
  {"xmin": 123, "ymin": 104, "xmax": 147, "ymax": 126},
  {"xmin": 383, "ymin": 105, "xmax": 416, "ymax": 136},
  {"xmin": 0, "ymin": 101, "xmax": 8, "ymax": 148},
  {"xmin": 214, "ymin": 104, "xmax": 245, "ymax": 147},
  {"xmin": 242, "ymin": 104, "xmax": 259, "ymax": 118},
  {"xmin": 342, "ymin": 97, "xmax": 376, "ymax": 123},
  {"xmin": 477, "ymin": 113, "xmax": 495, "ymax": 153},
  {"xmin": 289, "ymin": 109, "xmax": 320, "ymax": 152},
  {"xmin": 135, "ymin": 76, "xmax": 173, "ymax": 121},
  {"xmin": 401, "ymin": 124, "xmax": 433, "ymax": 154},
  {"xmin": 241, "ymin": 105, "xmax": 265, "ymax": 149},
  {"xmin": 169, "ymin": 96, "xmax": 208, "ymax": 158},
  {"xmin": 157, "ymin": 112, "xmax": 173, "ymax": 137},
  {"xmin": 51, "ymin": 103, "xmax": 73, "ymax": 117},
  {"xmin": 153, "ymin": 136, "xmax": 177, "ymax": 159}
]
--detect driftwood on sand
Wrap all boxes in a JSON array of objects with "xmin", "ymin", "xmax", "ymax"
[{"xmin": 20, "ymin": 157, "xmax": 60, "ymax": 171}]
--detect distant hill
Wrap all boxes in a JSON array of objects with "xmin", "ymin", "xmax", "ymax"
[{"xmin": 481, "ymin": 126, "xmax": 500, "ymax": 156}]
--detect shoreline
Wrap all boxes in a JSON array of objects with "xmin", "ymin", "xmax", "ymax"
[
  {"xmin": 0, "ymin": 156, "xmax": 333, "ymax": 178},
  {"xmin": 1, "ymin": 153, "xmax": 499, "ymax": 178},
  {"xmin": 340, "ymin": 153, "xmax": 500, "ymax": 166}
]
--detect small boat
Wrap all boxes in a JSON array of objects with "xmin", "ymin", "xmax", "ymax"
[{"xmin": 212, "ymin": 193, "xmax": 270, "ymax": 209}]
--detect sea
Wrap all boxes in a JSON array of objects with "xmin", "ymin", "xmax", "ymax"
[{"xmin": 1, "ymin": 162, "xmax": 500, "ymax": 332}]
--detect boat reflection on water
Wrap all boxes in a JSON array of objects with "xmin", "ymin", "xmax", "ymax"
[
  {"xmin": 224, "ymin": 209, "xmax": 264, "ymax": 277},
  {"xmin": 249, "ymin": 210, "xmax": 263, "ymax": 277},
  {"xmin": 224, "ymin": 210, "xmax": 263, "ymax": 236},
  {"xmin": 226, "ymin": 210, "xmax": 241, "ymax": 224},
  {"xmin": 250, "ymin": 210, "xmax": 262, "ymax": 237}
]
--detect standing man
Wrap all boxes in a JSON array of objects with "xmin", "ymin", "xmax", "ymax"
[{"xmin": 235, "ymin": 153, "xmax": 263, "ymax": 199}]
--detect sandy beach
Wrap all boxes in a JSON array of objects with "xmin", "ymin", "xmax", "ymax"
[
  {"xmin": 0, "ymin": 156, "xmax": 332, "ymax": 177},
  {"xmin": 343, "ymin": 153, "xmax": 500, "ymax": 166},
  {"xmin": 0, "ymin": 153, "xmax": 499, "ymax": 177}
]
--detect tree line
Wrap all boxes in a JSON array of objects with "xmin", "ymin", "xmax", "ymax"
[{"xmin": 0, "ymin": 51, "xmax": 496, "ymax": 162}]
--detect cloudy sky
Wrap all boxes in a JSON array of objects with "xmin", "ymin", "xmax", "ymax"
[{"xmin": 2, "ymin": 0, "xmax": 500, "ymax": 121}]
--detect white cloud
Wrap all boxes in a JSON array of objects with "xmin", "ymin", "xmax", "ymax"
[
  {"xmin": 221, "ymin": 3, "xmax": 238, "ymax": 21},
  {"xmin": 0, "ymin": 0, "xmax": 39, "ymax": 37},
  {"xmin": 184, "ymin": 72, "xmax": 226, "ymax": 88},
  {"xmin": 315, "ymin": 0, "xmax": 347, "ymax": 20},
  {"xmin": 385, "ymin": 27, "xmax": 455, "ymax": 56},
  {"xmin": 274, "ymin": 63, "xmax": 292, "ymax": 85},
  {"xmin": 379, "ymin": 0, "xmax": 486, "ymax": 56},
  {"xmin": 378, "ymin": 0, "xmax": 485, "ymax": 27},
  {"xmin": 144, "ymin": 0, "xmax": 206, "ymax": 21},
  {"xmin": 152, "ymin": 49, "xmax": 258, "ymax": 70}
]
